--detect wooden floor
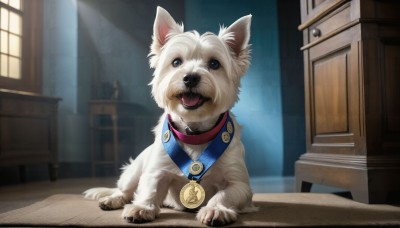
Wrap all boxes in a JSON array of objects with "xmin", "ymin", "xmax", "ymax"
[
  {"xmin": 0, "ymin": 176, "xmax": 347, "ymax": 214},
  {"xmin": 0, "ymin": 178, "xmax": 114, "ymax": 214}
]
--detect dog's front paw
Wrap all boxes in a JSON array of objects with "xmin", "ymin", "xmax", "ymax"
[
  {"xmin": 196, "ymin": 205, "xmax": 237, "ymax": 227},
  {"xmin": 98, "ymin": 196, "xmax": 127, "ymax": 210},
  {"xmin": 122, "ymin": 203, "xmax": 160, "ymax": 224}
]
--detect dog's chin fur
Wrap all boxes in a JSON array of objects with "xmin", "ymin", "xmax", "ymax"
[{"xmin": 84, "ymin": 6, "xmax": 257, "ymax": 226}]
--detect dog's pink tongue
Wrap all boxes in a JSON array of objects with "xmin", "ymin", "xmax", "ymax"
[{"xmin": 182, "ymin": 94, "xmax": 200, "ymax": 107}]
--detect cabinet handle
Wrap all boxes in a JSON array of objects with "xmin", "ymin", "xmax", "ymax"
[{"xmin": 312, "ymin": 28, "xmax": 321, "ymax": 37}]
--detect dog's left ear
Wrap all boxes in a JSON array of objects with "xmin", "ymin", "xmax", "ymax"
[{"xmin": 219, "ymin": 15, "xmax": 252, "ymax": 57}]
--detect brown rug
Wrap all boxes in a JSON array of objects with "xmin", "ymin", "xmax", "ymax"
[{"xmin": 0, "ymin": 193, "xmax": 399, "ymax": 227}]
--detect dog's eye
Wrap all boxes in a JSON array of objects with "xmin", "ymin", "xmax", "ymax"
[
  {"xmin": 172, "ymin": 58, "xmax": 182, "ymax": 67},
  {"xmin": 208, "ymin": 59, "xmax": 220, "ymax": 70}
]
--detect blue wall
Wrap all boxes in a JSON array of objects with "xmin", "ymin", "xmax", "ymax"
[
  {"xmin": 277, "ymin": 1, "xmax": 305, "ymax": 175},
  {"xmin": 185, "ymin": 0, "xmax": 284, "ymax": 176},
  {"xmin": 42, "ymin": 0, "xmax": 90, "ymax": 162}
]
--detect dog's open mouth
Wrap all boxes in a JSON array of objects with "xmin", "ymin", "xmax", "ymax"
[{"xmin": 179, "ymin": 92, "xmax": 210, "ymax": 110}]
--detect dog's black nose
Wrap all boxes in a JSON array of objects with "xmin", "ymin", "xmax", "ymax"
[{"xmin": 183, "ymin": 74, "xmax": 200, "ymax": 88}]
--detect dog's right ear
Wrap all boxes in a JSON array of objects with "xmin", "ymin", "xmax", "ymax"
[{"xmin": 149, "ymin": 7, "xmax": 183, "ymax": 68}]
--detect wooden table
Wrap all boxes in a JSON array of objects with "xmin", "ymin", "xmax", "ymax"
[{"xmin": 89, "ymin": 100, "xmax": 136, "ymax": 176}]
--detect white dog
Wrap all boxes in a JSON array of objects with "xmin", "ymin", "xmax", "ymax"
[{"xmin": 84, "ymin": 6, "xmax": 256, "ymax": 226}]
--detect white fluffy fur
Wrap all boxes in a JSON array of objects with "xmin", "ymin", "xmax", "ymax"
[{"xmin": 84, "ymin": 6, "xmax": 257, "ymax": 226}]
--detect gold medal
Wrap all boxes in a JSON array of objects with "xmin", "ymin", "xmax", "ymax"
[
  {"xmin": 189, "ymin": 161, "xmax": 203, "ymax": 175},
  {"xmin": 179, "ymin": 180, "xmax": 205, "ymax": 209}
]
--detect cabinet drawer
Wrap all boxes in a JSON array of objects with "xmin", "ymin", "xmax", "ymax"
[
  {"xmin": 90, "ymin": 104, "xmax": 116, "ymax": 115},
  {"xmin": 0, "ymin": 98, "xmax": 52, "ymax": 116},
  {"xmin": 308, "ymin": 2, "xmax": 351, "ymax": 43}
]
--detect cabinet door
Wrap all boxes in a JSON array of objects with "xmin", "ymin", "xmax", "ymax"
[
  {"xmin": 305, "ymin": 27, "xmax": 361, "ymax": 155},
  {"xmin": 0, "ymin": 117, "xmax": 52, "ymax": 161}
]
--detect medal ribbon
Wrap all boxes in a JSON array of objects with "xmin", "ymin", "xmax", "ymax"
[{"xmin": 162, "ymin": 112, "xmax": 234, "ymax": 181}]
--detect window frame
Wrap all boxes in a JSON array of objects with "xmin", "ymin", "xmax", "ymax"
[{"xmin": 0, "ymin": 0, "xmax": 43, "ymax": 93}]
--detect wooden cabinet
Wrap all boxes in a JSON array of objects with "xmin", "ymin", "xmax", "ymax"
[
  {"xmin": 89, "ymin": 100, "xmax": 135, "ymax": 176},
  {"xmin": 0, "ymin": 89, "xmax": 60, "ymax": 181},
  {"xmin": 296, "ymin": 0, "xmax": 400, "ymax": 203}
]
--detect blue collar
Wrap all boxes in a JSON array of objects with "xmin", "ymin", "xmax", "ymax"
[{"xmin": 161, "ymin": 112, "xmax": 234, "ymax": 181}]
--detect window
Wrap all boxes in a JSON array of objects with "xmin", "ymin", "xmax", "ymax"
[
  {"xmin": 0, "ymin": 0, "xmax": 42, "ymax": 93},
  {"xmin": 1, "ymin": 0, "xmax": 22, "ymax": 80}
]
